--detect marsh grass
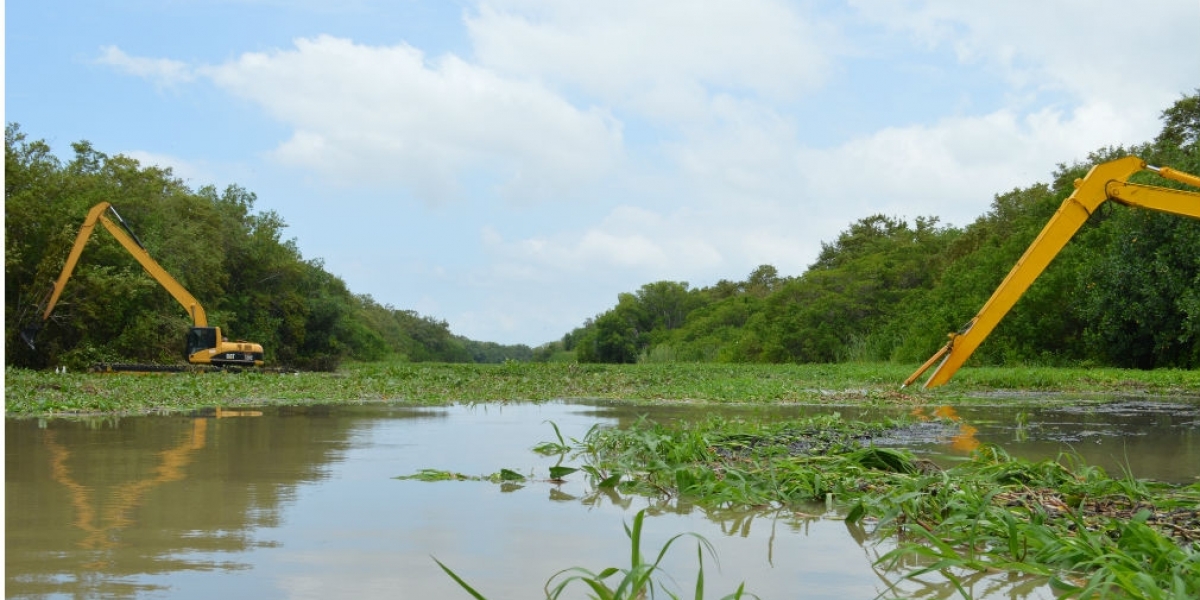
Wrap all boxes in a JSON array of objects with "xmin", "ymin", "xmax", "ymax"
[
  {"xmin": 8, "ymin": 361, "xmax": 1199, "ymax": 418},
  {"xmin": 434, "ymin": 508, "xmax": 756, "ymax": 600}
]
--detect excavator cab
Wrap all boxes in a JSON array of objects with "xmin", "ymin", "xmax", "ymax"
[
  {"xmin": 186, "ymin": 326, "xmax": 264, "ymax": 367},
  {"xmin": 186, "ymin": 327, "xmax": 219, "ymax": 360}
]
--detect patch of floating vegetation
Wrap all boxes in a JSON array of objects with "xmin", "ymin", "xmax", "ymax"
[{"xmin": 407, "ymin": 412, "xmax": 1200, "ymax": 598}]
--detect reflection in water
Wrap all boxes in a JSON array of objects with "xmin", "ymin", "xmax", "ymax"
[
  {"xmin": 45, "ymin": 418, "xmax": 207, "ymax": 559},
  {"xmin": 6, "ymin": 399, "xmax": 1196, "ymax": 599},
  {"xmin": 215, "ymin": 408, "xmax": 264, "ymax": 418},
  {"xmin": 910, "ymin": 405, "xmax": 981, "ymax": 452},
  {"xmin": 14, "ymin": 419, "xmax": 216, "ymax": 596},
  {"xmin": 6, "ymin": 407, "xmax": 379, "ymax": 598}
]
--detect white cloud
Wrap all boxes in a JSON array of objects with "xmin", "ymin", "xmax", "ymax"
[
  {"xmin": 83, "ymin": 1, "xmax": 1199, "ymax": 345},
  {"xmin": 96, "ymin": 45, "xmax": 195, "ymax": 87},
  {"xmin": 190, "ymin": 35, "xmax": 624, "ymax": 204},
  {"xmin": 466, "ymin": 0, "xmax": 835, "ymax": 122},
  {"xmin": 791, "ymin": 98, "xmax": 1164, "ymax": 229},
  {"xmin": 846, "ymin": 1, "xmax": 1199, "ymax": 119}
]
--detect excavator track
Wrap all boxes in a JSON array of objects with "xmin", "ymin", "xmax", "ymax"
[{"xmin": 89, "ymin": 363, "xmax": 289, "ymax": 374}]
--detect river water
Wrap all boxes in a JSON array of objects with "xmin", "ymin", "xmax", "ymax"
[{"xmin": 6, "ymin": 398, "xmax": 1199, "ymax": 599}]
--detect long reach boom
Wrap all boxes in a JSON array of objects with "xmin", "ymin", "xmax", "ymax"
[
  {"xmin": 904, "ymin": 156, "xmax": 1200, "ymax": 389},
  {"xmin": 23, "ymin": 202, "xmax": 264, "ymax": 368}
]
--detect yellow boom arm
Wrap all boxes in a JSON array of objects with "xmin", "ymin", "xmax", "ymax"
[
  {"xmin": 38, "ymin": 202, "xmax": 209, "ymax": 327},
  {"xmin": 905, "ymin": 156, "xmax": 1200, "ymax": 389}
]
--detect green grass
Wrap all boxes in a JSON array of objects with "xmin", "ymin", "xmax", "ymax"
[{"xmin": 7, "ymin": 360, "xmax": 1199, "ymax": 418}]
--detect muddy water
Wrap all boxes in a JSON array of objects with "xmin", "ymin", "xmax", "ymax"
[{"xmin": 6, "ymin": 399, "xmax": 1198, "ymax": 599}]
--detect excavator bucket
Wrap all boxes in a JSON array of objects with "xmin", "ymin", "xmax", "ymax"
[{"xmin": 20, "ymin": 323, "xmax": 42, "ymax": 350}]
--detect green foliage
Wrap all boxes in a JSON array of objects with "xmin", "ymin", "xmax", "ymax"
[
  {"xmin": 566, "ymin": 92, "xmax": 1200, "ymax": 372},
  {"xmin": 10, "ymin": 91, "xmax": 1200, "ymax": 373},
  {"xmin": 8, "ymin": 359, "xmax": 1200, "ymax": 418},
  {"xmin": 888, "ymin": 181, "xmax": 1077, "ymax": 365},
  {"xmin": 578, "ymin": 293, "xmax": 647, "ymax": 363},
  {"xmin": 573, "ymin": 215, "xmax": 959, "ymax": 365},
  {"xmin": 1156, "ymin": 88, "xmax": 1200, "ymax": 152},
  {"xmin": 4, "ymin": 124, "xmax": 528, "ymax": 370},
  {"xmin": 1078, "ymin": 208, "xmax": 1200, "ymax": 368},
  {"xmin": 0, "ymin": 361, "xmax": 972, "ymax": 417},
  {"xmin": 1073, "ymin": 123, "xmax": 1200, "ymax": 369}
]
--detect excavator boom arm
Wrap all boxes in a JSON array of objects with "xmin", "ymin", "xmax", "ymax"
[
  {"xmin": 25, "ymin": 201, "xmax": 265, "ymax": 368},
  {"xmin": 906, "ymin": 156, "xmax": 1200, "ymax": 388},
  {"xmin": 38, "ymin": 202, "xmax": 208, "ymax": 328}
]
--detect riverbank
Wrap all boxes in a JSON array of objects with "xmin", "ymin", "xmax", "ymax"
[
  {"xmin": 6, "ymin": 361, "xmax": 1199, "ymax": 418},
  {"xmin": 9, "ymin": 361, "xmax": 1199, "ymax": 597}
]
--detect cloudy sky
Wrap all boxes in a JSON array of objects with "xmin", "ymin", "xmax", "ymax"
[{"xmin": 7, "ymin": 1, "xmax": 1199, "ymax": 346}]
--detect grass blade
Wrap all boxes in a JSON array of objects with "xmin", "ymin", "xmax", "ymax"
[{"xmin": 432, "ymin": 556, "xmax": 489, "ymax": 600}]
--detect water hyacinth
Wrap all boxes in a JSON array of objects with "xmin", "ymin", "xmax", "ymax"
[{"xmin": 9, "ymin": 361, "xmax": 1200, "ymax": 418}]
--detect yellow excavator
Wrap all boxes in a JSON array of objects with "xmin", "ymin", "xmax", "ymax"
[
  {"xmin": 905, "ymin": 156, "xmax": 1200, "ymax": 389},
  {"xmin": 21, "ymin": 202, "xmax": 265, "ymax": 370}
]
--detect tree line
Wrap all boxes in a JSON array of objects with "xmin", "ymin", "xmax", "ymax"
[
  {"xmin": 4, "ymin": 124, "xmax": 533, "ymax": 370},
  {"xmin": 7, "ymin": 91, "xmax": 1198, "ymax": 372},
  {"xmin": 555, "ymin": 92, "xmax": 1200, "ymax": 370}
]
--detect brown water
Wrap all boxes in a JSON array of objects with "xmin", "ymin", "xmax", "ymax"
[{"xmin": 6, "ymin": 399, "xmax": 1198, "ymax": 599}]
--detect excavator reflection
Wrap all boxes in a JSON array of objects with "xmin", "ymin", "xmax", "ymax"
[
  {"xmin": 43, "ymin": 419, "xmax": 209, "ymax": 567},
  {"xmin": 41, "ymin": 409, "xmax": 261, "ymax": 570},
  {"xmin": 909, "ymin": 405, "xmax": 980, "ymax": 453}
]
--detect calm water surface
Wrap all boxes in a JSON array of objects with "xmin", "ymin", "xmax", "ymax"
[{"xmin": 6, "ymin": 398, "xmax": 1199, "ymax": 599}]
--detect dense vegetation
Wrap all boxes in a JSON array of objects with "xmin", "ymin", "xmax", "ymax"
[
  {"xmin": 560, "ymin": 92, "xmax": 1200, "ymax": 370},
  {"xmin": 4, "ymin": 124, "xmax": 533, "ymax": 370},
  {"xmin": 8, "ymin": 361, "xmax": 1200, "ymax": 418},
  {"xmin": 6, "ymin": 92, "xmax": 1199, "ymax": 373}
]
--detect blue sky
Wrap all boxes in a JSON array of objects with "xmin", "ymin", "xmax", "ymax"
[{"xmin": 7, "ymin": 1, "xmax": 1199, "ymax": 347}]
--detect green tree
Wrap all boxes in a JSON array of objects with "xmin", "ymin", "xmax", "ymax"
[
  {"xmin": 578, "ymin": 293, "xmax": 645, "ymax": 363},
  {"xmin": 759, "ymin": 215, "xmax": 957, "ymax": 363},
  {"xmin": 5, "ymin": 124, "xmax": 549, "ymax": 370},
  {"xmin": 744, "ymin": 265, "xmax": 780, "ymax": 297},
  {"xmin": 635, "ymin": 281, "xmax": 700, "ymax": 332}
]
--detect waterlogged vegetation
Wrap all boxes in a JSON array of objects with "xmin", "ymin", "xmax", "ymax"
[
  {"xmin": 6, "ymin": 361, "xmax": 1200, "ymax": 418},
  {"xmin": 415, "ymin": 413, "xmax": 1200, "ymax": 599},
  {"xmin": 8, "ymin": 362, "xmax": 1199, "ymax": 597}
]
